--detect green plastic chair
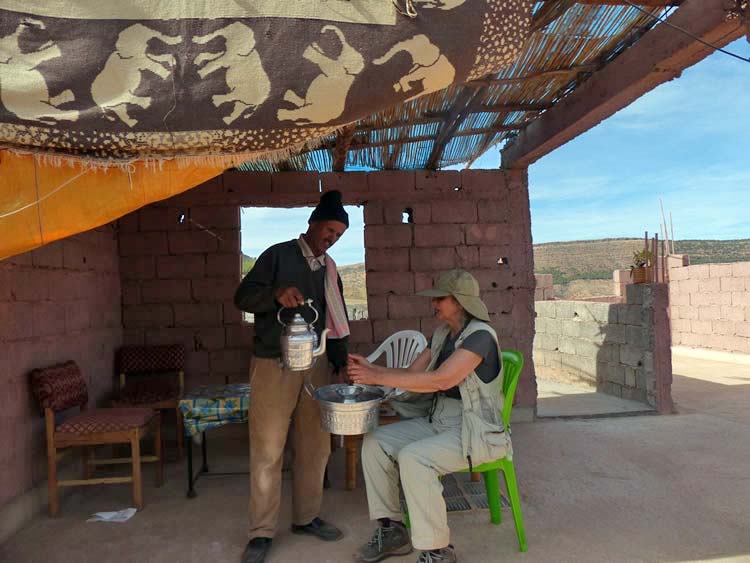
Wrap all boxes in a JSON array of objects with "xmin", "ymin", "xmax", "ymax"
[{"xmin": 404, "ymin": 349, "xmax": 528, "ymax": 552}]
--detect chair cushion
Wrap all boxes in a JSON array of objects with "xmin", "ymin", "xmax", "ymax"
[
  {"xmin": 30, "ymin": 361, "xmax": 88, "ymax": 413},
  {"xmin": 119, "ymin": 345, "xmax": 185, "ymax": 374},
  {"xmin": 112, "ymin": 378, "xmax": 180, "ymax": 406},
  {"xmin": 56, "ymin": 408, "xmax": 155, "ymax": 434}
]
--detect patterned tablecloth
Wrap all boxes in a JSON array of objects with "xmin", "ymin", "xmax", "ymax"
[{"xmin": 179, "ymin": 383, "xmax": 251, "ymax": 438}]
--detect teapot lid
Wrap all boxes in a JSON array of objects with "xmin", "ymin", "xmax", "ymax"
[
  {"xmin": 286, "ymin": 313, "xmax": 310, "ymax": 330},
  {"xmin": 290, "ymin": 312, "xmax": 307, "ymax": 323},
  {"xmin": 314, "ymin": 384, "xmax": 384, "ymax": 404}
]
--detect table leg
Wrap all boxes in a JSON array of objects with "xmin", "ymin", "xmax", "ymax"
[
  {"xmin": 345, "ymin": 435, "xmax": 360, "ymax": 491},
  {"xmin": 187, "ymin": 435, "xmax": 196, "ymax": 498}
]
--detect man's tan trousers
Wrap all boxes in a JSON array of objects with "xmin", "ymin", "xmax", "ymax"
[
  {"xmin": 248, "ymin": 356, "xmax": 331, "ymax": 539},
  {"xmin": 361, "ymin": 397, "xmax": 468, "ymax": 550}
]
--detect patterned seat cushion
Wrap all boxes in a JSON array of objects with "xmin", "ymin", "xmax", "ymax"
[
  {"xmin": 29, "ymin": 361, "xmax": 88, "ymax": 413},
  {"xmin": 56, "ymin": 408, "xmax": 155, "ymax": 435},
  {"xmin": 119, "ymin": 345, "xmax": 185, "ymax": 374},
  {"xmin": 113, "ymin": 378, "xmax": 180, "ymax": 406}
]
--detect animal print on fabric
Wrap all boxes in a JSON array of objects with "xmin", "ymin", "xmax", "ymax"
[{"xmin": 0, "ymin": 2, "xmax": 531, "ymax": 162}]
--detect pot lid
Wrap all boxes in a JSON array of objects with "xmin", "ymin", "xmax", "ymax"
[{"xmin": 314, "ymin": 384, "xmax": 384, "ymax": 404}]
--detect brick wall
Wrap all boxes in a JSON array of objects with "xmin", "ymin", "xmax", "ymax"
[
  {"xmin": 534, "ymin": 274, "xmax": 554, "ymax": 300},
  {"xmin": 534, "ymin": 284, "xmax": 673, "ymax": 411},
  {"xmin": 119, "ymin": 169, "xmax": 537, "ymax": 408},
  {"xmin": 669, "ymin": 260, "xmax": 750, "ymax": 354},
  {"xmin": 118, "ymin": 175, "xmax": 247, "ymax": 389},
  {"xmin": 0, "ymin": 228, "xmax": 122, "ymax": 533}
]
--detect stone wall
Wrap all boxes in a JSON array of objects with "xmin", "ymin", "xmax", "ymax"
[
  {"xmin": 669, "ymin": 260, "xmax": 750, "ymax": 354},
  {"xmin": 0, "ymin": 228, "xmax": 122, "ymax": 542},
  {"xmin": 534, "ymin": 284, "xmax": 673, "ymax": 411},
  {"xmin": 119, "ymin": 169, "xmax": 538, "ymax": 411}
]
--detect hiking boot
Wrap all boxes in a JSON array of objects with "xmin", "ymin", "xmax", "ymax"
[
  {"xmin": 241, "ymin": 537, "xmax": 272, "ymax": 563},
  {"xmin": 356, "ymin": 522, "xmax": 413, "ymax": 562},
  {"xmin": 291, "ymin": 517, "xmax": 343, "ymax": 541},
  {"xmin": 416, "ymin": 545, "xmax": 457, "ymax": 563}
]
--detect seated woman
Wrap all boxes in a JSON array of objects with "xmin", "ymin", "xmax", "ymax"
[{"xmin": 348, "ymin": 269, "xmax": 511, "ymax": 563}]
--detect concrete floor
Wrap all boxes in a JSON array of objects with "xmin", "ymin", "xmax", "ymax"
[
  {"xmin": 2, "ymin": 349, "xmax": 750, "ymax": 562},
  {"xmin": 536, "ymin": 379, "xmax": 655, "ymax": 417}
]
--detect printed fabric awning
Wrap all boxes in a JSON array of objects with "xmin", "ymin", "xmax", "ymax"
[{"xmin": 0, "ymin": 0, "xmax": 532, "ymax": 259}]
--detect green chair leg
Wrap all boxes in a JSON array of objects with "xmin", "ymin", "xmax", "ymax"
[
  {"xmin": 483, "ymin": 469, "xmax": 502, "ymax": 525},
  {"xmin": 501, "ymin": 459, "xmax": 527, "ymax": 552}
]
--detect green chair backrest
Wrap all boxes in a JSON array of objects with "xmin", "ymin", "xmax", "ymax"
[{"xmin": 500, "ymin": 349, "xmax": 524, "ymax": 429}]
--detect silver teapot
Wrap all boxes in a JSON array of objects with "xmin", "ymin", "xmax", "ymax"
[{"xmin": 277, "ymin": 299, "xmax": 329, "ymax": 371}]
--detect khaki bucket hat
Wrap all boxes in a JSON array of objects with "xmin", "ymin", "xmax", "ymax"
[{"xmin": 416, "ymin": 269, "xmax": 490, "ymax": 322}]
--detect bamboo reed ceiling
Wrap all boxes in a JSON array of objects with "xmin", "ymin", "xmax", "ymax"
[{"xmin": 238, "ymin": 1, "xmax": 675, "ymax": 173}]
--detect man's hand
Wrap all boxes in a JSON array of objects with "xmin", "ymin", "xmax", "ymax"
[
  {"xmin": 274, "ymin": 286, "xmax": 305, "ymax": 308},
  {"xmin": 334, "ymin": 366, "xmax": 350, "ymax": 384}
]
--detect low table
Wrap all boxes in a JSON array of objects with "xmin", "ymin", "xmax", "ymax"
[{"xmin": 179, "ymin": 383, "xmax": 251, "ymax": 498}]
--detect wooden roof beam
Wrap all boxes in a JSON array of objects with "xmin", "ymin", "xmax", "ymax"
[
  {"xmin": 331, "ymin": 124, "xmax": 356, "ymax": 172},
  {"xmin": 318, "ymin": 122, "xmax": 527, "ymax": 151},
  {"xmin": 501, "ymin": 0, "xmax": 743, "ymax": 169},
  {"xmin": 467, "ymin": 64, "xmax": 598, "ymax": 87},
  {"xmin": 425, "ymin": 88, "xmax": 487, "ymax": 169},
  {"xmin": 353, "ymin": 103, "xmax": 546, "ymax": 134},
  {"xmin": 531, "ymin": 0, "xmax": 577, "ymax": 33}
]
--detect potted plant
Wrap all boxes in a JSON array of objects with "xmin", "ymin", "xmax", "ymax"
[{"xmin": 630, "ymin": 248, "xmax": 653, "ymax": 284}]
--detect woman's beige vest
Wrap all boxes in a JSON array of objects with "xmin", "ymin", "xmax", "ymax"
[{"xmin": 390, "ymin": 319, "xmax": 512, "ymax": 466}]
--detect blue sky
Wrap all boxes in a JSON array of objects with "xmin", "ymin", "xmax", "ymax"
[
  {"xmin": 241, "ymin": 38, "xmax": 750, "ymax": 263},
  {"xmin": 240, "ymin": 205, "xmax": 365, "ymax": 265}
]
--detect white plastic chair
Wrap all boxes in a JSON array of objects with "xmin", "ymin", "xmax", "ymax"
[
  {"xmin": 342, "ymin": 330, "xmax": 428, "ymax": 490},
  {"xmin": 366, "ymin": 330, "xmax": 428, "ymax": 368}
]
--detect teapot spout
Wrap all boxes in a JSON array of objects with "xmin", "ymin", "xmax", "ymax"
[{"xmin": 313, "ymin": 328, "xmax": 330, "ymax": 358}]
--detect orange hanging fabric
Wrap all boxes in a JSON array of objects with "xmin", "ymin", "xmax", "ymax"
[{"xmin": 0, "ymin": 151, "xmax": 224, "ymax": 260}]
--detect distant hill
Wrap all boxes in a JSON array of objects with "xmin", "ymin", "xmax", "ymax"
[
  {"xmin": 338, "ymin": 262, "xmax": 367, "ymax": 304},
  {"xmin": 534, "ymin": 238, "xmax": 750, "ymax": 285},
  {"xmin": 534, "ymin": 238, "xmax": 643, "ymax": 285},
  {"xmin": 534, "ymin": 238, "xmax": 750, "ymax": 298},
  {"xmin": 241, "ymin": 253, "xmax": 256, "ymax": 276},
  {"xmin": 673, "ymin": 239, "xmax": 750, "ymax": 264},
  {"xmin": 244, "ymin": 239, "xmax": 750, "ymax": 303}
]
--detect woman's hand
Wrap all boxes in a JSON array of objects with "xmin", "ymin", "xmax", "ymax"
[{"xmin": 347, "ymin": 354, "xmax": 383, "ymax": 386}]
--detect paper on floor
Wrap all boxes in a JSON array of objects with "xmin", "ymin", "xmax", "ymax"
[{"xmin": 86, "ymin": 508, "xmax": 137, "ymax": 523}]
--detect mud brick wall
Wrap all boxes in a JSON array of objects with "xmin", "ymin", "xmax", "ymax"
[
  {"xmin": 0, "ymin": 228, "xmax": 122, "ymax": 536},
  {"xmin": 534, "ymin": 273, "xmax": 554, "ymax": 301},
  {"xmin": 534, "ymin": 284, "xmax": 673, "ymax": 411},
  {"xmin": 118, "ymin": 169, "xmax": 537, "ymax": 407},
  {"xmin": 669, "ymin": 260, "xmax": 750, "ymax": 354}
]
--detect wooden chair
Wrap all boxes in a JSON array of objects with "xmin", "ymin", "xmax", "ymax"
[
  {"xmin": 112, "ymin": 344, "xmax": 185, "ymax": 459},
  {"xmin": 344, "ymin": 330, "xmax": 428, "ymax": 490},
  {"xmin": 29, "ymin": 361, "xmax": 163, "ymax": 516}
]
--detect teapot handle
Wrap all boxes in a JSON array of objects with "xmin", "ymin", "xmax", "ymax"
[
  {"xmin": 306, "ymin": 299, "xmax": 319, "ymax": 325},
  {"xmin": 277, "ymin": 298, "xmax": 316, "ymax": 326}
]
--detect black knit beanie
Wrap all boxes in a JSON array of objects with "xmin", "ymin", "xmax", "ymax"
[{"xmin": 309, "ymin": 190, "xmax": 349, "ymax": 227}]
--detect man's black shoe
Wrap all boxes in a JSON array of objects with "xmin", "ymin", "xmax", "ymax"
[
  {"xmin": 241, "ymin": 537, "xmax": 272, "ymax": 563},
  {"xmin": 291, "ymin": 517, "xmax": 343, "ymax": 541}
]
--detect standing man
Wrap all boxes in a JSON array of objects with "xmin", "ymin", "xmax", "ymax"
[{"xmin": 234, "ymin": 190, "xmax": 350, "ymax": 563}]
